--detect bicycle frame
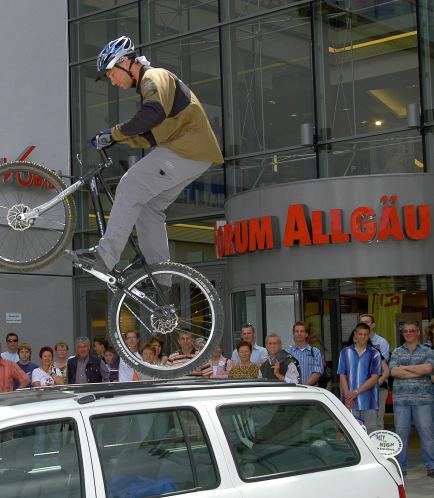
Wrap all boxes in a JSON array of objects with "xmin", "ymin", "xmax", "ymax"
[{"xmin": 21, "ymin": 149, "xmax": 170, "ymax": 312}]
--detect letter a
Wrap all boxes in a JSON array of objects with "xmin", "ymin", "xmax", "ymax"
[{"xmin": 283, "ymin": 204, "xmax": 312, "ymax": 246}]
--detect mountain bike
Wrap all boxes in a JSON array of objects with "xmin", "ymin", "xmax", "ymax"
[{"xmin": 0, "ymin": 149, "xmax": 223, "ymax": 378}]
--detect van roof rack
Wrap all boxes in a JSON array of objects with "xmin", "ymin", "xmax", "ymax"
[{"xmin": 0, "ymin": 378, "xmax": 308, "ymax": 407}]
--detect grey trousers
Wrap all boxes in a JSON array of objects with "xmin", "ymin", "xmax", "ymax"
[
  {"xmin": 352, "ymin": 409, "xmax": 378, "ymax": 434},
  {"xmin": 376, "ymin": 387, "xmax": 389, "ymax": 430},
  {"xmin": 97, "ymin": 147, "xmax": 211, "ymax": 270}
]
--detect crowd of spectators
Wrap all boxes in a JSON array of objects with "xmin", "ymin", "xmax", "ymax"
[{"xmin": 0, "ymin": 315, "xmax": 433, "ymax": 476}]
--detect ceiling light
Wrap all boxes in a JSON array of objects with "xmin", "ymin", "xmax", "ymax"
[
  {"xmin": 268, "ymin": 100, "xmax": 276, "ymax": 105},
  {"xmin": 290, "ymin": 113, "xmax": 297, "ymax": 117},
  {"xmin": 375, "ymin": 120, "xmax": 383, "ymax": 126}
]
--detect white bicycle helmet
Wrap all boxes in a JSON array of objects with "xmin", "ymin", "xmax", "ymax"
[{"xmin": 96, "ymin": 35, "xmax": 135, "ymax": 74}]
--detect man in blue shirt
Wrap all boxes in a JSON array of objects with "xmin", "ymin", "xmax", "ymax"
[
  {"xmin": 389, "ymin": 321, "xmax": 434, "ymax": 477},
  {"xmin": 287, "ymin": 322, "xmax": 323, "ymax": 385},
  {"xmin": 338, "ymin": 322, "xmax": 381, "ymax": 434},
  {"xmin": 231, "ymin": 324, "xmax": 267, "ymax": 365}
]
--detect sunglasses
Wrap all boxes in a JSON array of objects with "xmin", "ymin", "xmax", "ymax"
[{"xmin": 7, "ymin": 339, "xmax": 18, "ymax": 343}]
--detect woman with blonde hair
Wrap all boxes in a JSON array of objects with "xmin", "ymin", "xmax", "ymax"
[{"xmin": 53, "ymin": 341, "xmax": 69, "ymax": 382}]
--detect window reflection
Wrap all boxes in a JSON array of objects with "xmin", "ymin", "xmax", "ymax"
[
  {"xmin": 69, "ymin": 0, "xmax": 133, "ymax": 18},
  {"xmin": 220, "ymin": 0, "xmax": 297, "ymax": 20},
  {"xmin": 222, "ymin": 8, "xmax": 314, "ymax": 155},
  {"xmin": 316, "ymin": 1, "xmax": 419, "ymax": 140},
  {"xmin": 69, "ymin": 4, "xmax": 139, "ymax": 63},
  {"xmin": 226, "ymin": 149, "xmax": 316, "ymax": 194},
  {"xmin": 318, "ymin": 129, "xmax": 423, "ymax": 177},
  {"xmin": 141, "ymin": 0, "xmax": 219, "ymax": 42}
]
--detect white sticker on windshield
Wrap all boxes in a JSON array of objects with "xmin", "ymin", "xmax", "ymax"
[{"xmin": 369, "ymin": 430, "xmax": 403, "ymax": 457}]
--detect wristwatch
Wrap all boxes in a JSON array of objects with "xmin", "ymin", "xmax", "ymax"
[{"xmin": 354, "ymin": 389, "xmax": 359, "ymax": 395}]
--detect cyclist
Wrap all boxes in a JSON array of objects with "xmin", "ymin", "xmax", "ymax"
[{"xmin": 68, "ymin": 35, "xmax": 223, "ymax": 272}]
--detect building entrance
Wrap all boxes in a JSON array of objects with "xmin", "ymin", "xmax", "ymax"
[{"xmin": 302, "ymin": 275, "xmax": 432, "ymax": 368}]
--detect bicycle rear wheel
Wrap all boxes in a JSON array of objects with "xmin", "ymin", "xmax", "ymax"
[
  {"xmin": 0, "ymin": 162, "xmax": 76, "ymax": 271},
  {"xmin": 108, "ymin": 262, "xmax": 224, "ymax": 379}
]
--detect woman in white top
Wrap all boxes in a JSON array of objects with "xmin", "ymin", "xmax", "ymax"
[{"xmin": 32, "ymin": 346, "xmax": 64, "ymax": 387}]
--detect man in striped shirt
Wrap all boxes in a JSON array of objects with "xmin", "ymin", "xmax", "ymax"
[
  {"xmin": 167, "ymin": 330, "xmax": 197, "ymax": 366},
  {"xmin": 337, "ymin": 322, "xmax": 381, "ymax": 434},
  {"xmin": 287, "ymin": 322, "xmax": 323, "ymax": 385}
]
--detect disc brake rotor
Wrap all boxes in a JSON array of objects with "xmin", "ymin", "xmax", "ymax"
[
  {"xmin": 150, "ymin": 306, "xmax": 178, "ymax": 335},
  {"xmin": 7, "ymin": 204, "xmax": 32, "ymax": 231}
]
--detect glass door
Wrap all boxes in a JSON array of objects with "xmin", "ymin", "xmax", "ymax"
[
  {"xmin": 75, "ymin": 277, "xmax": 110, "ymax": 344},
  {"xmin": 264, "ymin": 284, "xmax": 299, "ymax": 350}
]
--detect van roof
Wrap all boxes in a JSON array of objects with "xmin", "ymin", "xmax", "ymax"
[{"xmin": 0, "ymin": 379, "xmax": 309, "ymax": 407}]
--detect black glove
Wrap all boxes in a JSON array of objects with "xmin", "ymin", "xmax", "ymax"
[{"xmin": 90, "ymin": 129, "xmax": 114, "ymax": 149}]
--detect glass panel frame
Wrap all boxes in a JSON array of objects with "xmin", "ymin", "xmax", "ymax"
[
  {"xmin": 226, "ymin": 148, "xmax": 316, "ymax": 195},
  {"xmin": 69, "ymin": 4, "xmax": 140, "ymax": 63},
  {"xmin": 141, "ymin": 0, "xmax": 220, "ymax": 42},
  {"xmin": 222, "ymin": 7, "xmax": 314, "ymax": 156},
  {"xmin": 315, "ymin": 0, "xmax": 420, "ymax": 141},
  {"xmin": 318, "ymin": 129, "xmax": 423, "ymax": 177}
]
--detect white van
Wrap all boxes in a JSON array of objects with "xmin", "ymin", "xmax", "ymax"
[{"xmin": 0, "ymin": 380, "xmax": 406, "ymax": 498}]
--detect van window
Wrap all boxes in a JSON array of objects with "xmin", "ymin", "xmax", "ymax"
[
  {"xmin": 219, "ymin": 402, "xmax": 359, "ymax": 480},
  {"xmin": 91, "ymin": 408, "xmax": 219, "ymax": 496},
  {"xmin": 0, "ymin": 420, "xmax": 84, "ymax": 498}
]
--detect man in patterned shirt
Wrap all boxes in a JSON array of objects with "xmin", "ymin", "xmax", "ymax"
[
  {"xmin": 338, "ymin": 322, "xmax": 381, "ymax": 434},
  {"xmin": 389, "ymin": 321, "xmax": 434, "ymax": 477}
]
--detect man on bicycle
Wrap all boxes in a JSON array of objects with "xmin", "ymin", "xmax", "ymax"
[{"xmin": 69, "ymin": 35, "xmax": 223, "ymax": 272}]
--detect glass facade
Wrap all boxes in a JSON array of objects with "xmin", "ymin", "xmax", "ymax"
[
  {"xmin": 68, "ymin": 1, "xmax": 434, "ymax": 346},
  {"xmin": 68, "ymin": 0, "xmax": 434, "ymax": 259}
]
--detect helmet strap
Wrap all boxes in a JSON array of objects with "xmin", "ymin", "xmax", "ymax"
[{"xmin": 114, "ymin": 59, "xmax": 136, "ymax": 87}]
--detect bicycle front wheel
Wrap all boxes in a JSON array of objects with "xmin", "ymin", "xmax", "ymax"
[
  {"xmin": 0, "ymin": 162, "xmax": 76, "ymax": 271},
  {"xmin": 108, "ymin": 262, "xmax": 224, "ymax": 379}
]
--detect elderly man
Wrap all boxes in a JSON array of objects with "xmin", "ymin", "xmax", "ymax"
[
  {"xmin": 0, "ymin": 341, "xmax": 29, "ymax": 392},
  {"xmin": 231, "ymin": 324, "xmax": 267, "ymax": 365},
  {"xmin": 389, "ymin": 321, "xmax": 434, "ymax": 477},
  {"xmin": 261, "ymin": 334, "xmax": 300, "ymax": 383},
  {"xmin": 67, "ymin": 337, "xmax": 109, "ymax": 384}
]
